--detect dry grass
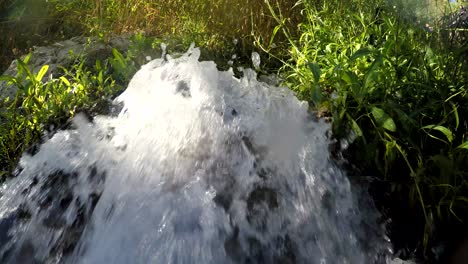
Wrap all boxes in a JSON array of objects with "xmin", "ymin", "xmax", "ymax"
[
  {"xmin": 54, "ymin": 0, "xmax": 300, "ymax": 49},
  {"xmin": 1, "ymin": 0, "xmax": 301, "ymax": 71}
]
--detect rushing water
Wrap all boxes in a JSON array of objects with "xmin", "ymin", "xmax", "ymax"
[{"xmin": 0, "ymin": 46, "xmax": 393, "ymax": 263}]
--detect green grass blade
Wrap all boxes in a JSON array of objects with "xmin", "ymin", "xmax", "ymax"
[
  {"xmin": 36, "ymin": 65, "xmax": 49, "ymax": 82},
  {"xmin": 457, "ymin": 141, "xmax": 468, "ymax": 150},
  {"xmin": 60, "ymin": 76, "xmax": 71, "ymax": 87},
  {"xmin": 422, "ymin": 125, "xmax": 453, "ymax": 143},
  {"xmin": 0, "ymin": 75, "xmax": 17, "ymax": 84}
]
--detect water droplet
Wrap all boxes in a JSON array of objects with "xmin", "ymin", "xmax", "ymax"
[{"xmin": 251, "ymin": 52, "xmax": 261, "ymax": 70}]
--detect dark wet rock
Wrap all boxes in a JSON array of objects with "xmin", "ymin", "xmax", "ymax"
[
  {"xmin": 175, "ymin": 80, "xmax": 191, "ymax": 97},
  {"xmin": 0, "ymin": 166, "xmax": 106, "ymax": 263},
  {"xmin": 241, "ymin": 135, "xmax": 268, "ymax": 160},
  {"xmin": 25, "ymin": 142, "xmax": 41, "ymax": 157},
  {"xmin": 109, "ymin": 102, "xmax": 124, "ymax": 117},
  {"xmin": 60, "ymin": 193, "xmax": 73, "ymax": 210},
  {"xmin": 224, "ymin": 225, "xmax": 296, "ymax": 264},
  {"xmin": 247, "ymin": 186, "xmax": 279, "ymax": 232},
  {"xmin": 31, "ymin": 176, "xmax": 38, "ymax": 186},
  {"xmin": 213, "ymin": 192, "xmax": 232, "ymax": 211},
  {"xmin": 446, "ymin": 239, "xmax": 468, "ymax": 264},
  {"xmin": 42, "ymin": 212, "xmax": 67, "ymax": 229},
  {"xmin": 12, "ymin": 241, "xmax": 38, "ymax": 264},
  {"xmin": 241, "ymin": 136, "xmax": 255, "ymax": 155},
  {"xmin": 17, "ymin": 204, "xmax": 32, "ymax": 220},
  {"xmin": 87, "ymin": 165, "xmax": 106, "ymax": 191},
  {"xmin": 88, "ymin": 166, "xmax": 98, "ymax": 181},
  {"xmin": 12, "ymin": 166, "xmax": 23, "ymax": 178},
  {"xmin": 273, "ymin": 235, "xmax": 296, "ymax": 264},
  {"xmin": 247, "ymin": 186, "xmax": 278, "ymax": 211},
  {"xmin": 321, "ymin": 190, "xmax": 334, "ymax": 211},
  {"xmin": 38, "ymin": 194, "xmax": 54, "ymax": 209},
  {"xmin": 0, "ymin": 211, "xmax": 16, "ymax": 247},
  {"xmin": 231, "ymin": 108, "xmax": 238, "ymax": 116},
  {"xmin": 89, "ymin": 192, "xmax": 101, "ymax": 209},
  {"xmin": 224, "ymin": 227, "xmax": 243, "ymax": 262},
  {"xmin": 256, "ymin": 168, "xmax": 272, "ymax": 180},
  {"xmin": 246, "ymin": 236, "xmax": 264, "ymax": 263},
  {"xmin": 244, "ymin": 235, "xmax": 296, "ymax": 264}
]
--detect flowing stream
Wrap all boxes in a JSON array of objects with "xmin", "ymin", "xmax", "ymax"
[{"xmin": 0, "ymin": 46, "xmax": 393, "ymax": 263}]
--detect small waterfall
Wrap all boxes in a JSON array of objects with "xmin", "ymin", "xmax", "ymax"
[{"xmin": 0, "ymin": 46, "xmax": 391, "ymax": 263}]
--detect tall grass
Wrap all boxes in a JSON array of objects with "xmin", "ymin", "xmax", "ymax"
[
  {"xmin": 1, "ymin": 0, "xmax": 300, "ymax": 72},
  {"xmin": 46, "ymin": 0, "xmax": 300, "ymax": 52},
  {"xmin": 0, "ymin": 51, "xmax": 127, "ymax": 178}
]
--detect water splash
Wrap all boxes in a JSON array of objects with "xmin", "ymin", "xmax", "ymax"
[
  {"xmin": 251, "ymin": 52, "xmax": 261, "ymax": 70},
  {"xmin": 0, "ymin": 46, "xmax": 390, "ymax": 263}
]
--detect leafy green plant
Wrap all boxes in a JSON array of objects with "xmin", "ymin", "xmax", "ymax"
[
  {"xmin": 263, "ymin": 0, "xmax": 468, "ymax": 256},
  {"xmin": 0, "ymin": 53, "xmax": 123, "ymax": 179}
]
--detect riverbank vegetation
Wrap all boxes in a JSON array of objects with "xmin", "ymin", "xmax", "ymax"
[
  {"xmin": 1, "ymin": 0, "xmax": 467, "ymax": 262},
  {"xmin": 266, "ymin": 0, "xmax": 467, "ymax": 261}
]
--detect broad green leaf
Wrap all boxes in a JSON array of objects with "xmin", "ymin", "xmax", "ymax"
[
  {"xmin": 339, "ymin": 108, "xmax": 346, "ymax": 120},
  {"xmin": 269, "ymin": 24, "xmax": 282, "ymax": 48},
  {"xmin": 350, "ymin": 48, "xmax": 373, "ymax": 61},
  {"xmin": 98, "ymin": 71, "xmax": 103, "ymax": 84},
  {"xmin": 457, "ymin": 141, "xmax": 468, "ymax": 150},
  {"xmin": 23, "ymin": 53, "xmax": 32, "ymax": 64},
  {"xmin": 36, "ymin": 65, "xmax": 49, "ymax": 82},
  {"xmin": 308, "ymin": 63, "xmax": 321, "ymax": 83},
  {"xmin": 425, "ymin": 47, "xmax": 435, "ymax": 64},
  {"xmin": 371, "ymin": 107, "xmax": 396, "ymax": 132},
  {"xmin": 311, "ymin": 84, "xmax": 322, "ymax": 106},
  {"xmin": 112, "ymin": 48, "xmax": 125, "ymax": 66},
  {"xmin": 341, "ymin": 71, "xmax": 358, "ymax": 86},
  {"xmin": 422, "ymin": 125, "xmax": 453, "ymax": 143},
  {"xmin": 95, "ymin": 60, "xmax": 102, "ymax": 71},
  {"xmin": 349, "ymin": 116, "xmax": 363, "ymax": 138},
  {"xmin": 342, "ymin": 71, "xmax": 362, "ymax": 102}
]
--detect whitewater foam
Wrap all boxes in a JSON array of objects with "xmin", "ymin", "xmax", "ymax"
[{"xmin": 0, "ymin": 46, "xmax": 390, "ymax": 263}]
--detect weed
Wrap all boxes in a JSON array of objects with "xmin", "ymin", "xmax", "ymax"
[{"xmin": 0, "ymin": 52, "xmax": 124, "ymax": 178}]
